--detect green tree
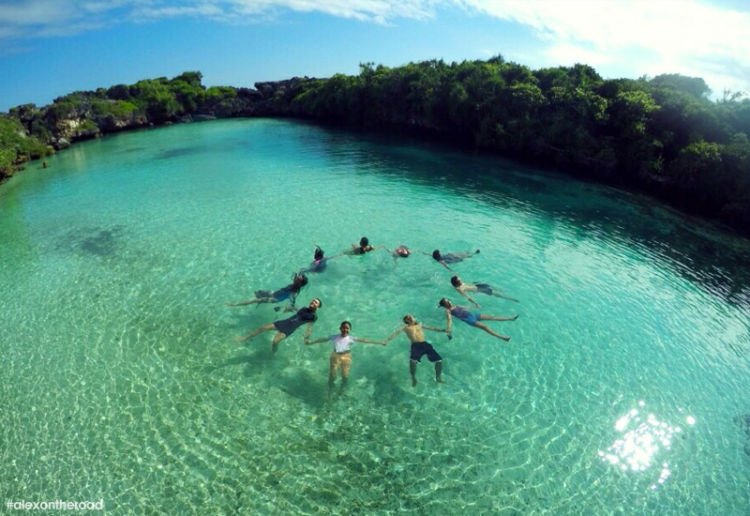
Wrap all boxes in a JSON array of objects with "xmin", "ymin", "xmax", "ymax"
[
  {"xmin": 0, "ymin": 115, "xmax": 49, "ymax": 176},
  {"xmin": 131, "ymin": 78, "xmax": 180, "ymax": 122},
  {"xmin": 664, "ymin": 140, "xmax": 730, "ymax": 212},
  {"xmin": 649, "ymin": 74, "xmax": 711, "ymax": 99}
]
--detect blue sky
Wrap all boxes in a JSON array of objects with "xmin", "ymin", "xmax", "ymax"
[{"xmin": 1, "ymin": 0, "xmax": 749, "ymax": 112}]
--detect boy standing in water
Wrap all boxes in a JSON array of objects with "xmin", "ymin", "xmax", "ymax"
[{"xmin": 384, "ymin": 314, "xmax": 448, "ymax": 386}]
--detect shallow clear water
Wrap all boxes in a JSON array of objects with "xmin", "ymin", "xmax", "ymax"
[{"xmin": 1, "ymin": 118, "xmax": 749, "ymax": 514}]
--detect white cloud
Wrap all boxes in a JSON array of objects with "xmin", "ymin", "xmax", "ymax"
[
  {"xmin": 132, "ymin": 3, "xmax": 225, "ymax": 20},
  {"xmin": 208, "ymin": 0, "xmax": 437, "ymax": 24},
  {"xmin": 1, "ymin": 0, "xmax": 748, "ymax": 94},
  {"xmin": 0, "ymin": 0, "xmax": 78, "ymax": 26},
  {"xmin": 458, "ymin": 0, "xmax": 750, "ymax": 94},
  {"xmin": 0, "ymin": 0, "xmax": 126, "ymax": 37},
  {"xmin": 0, "ymin": 0, "xmax": 439, "ymax": 33}
]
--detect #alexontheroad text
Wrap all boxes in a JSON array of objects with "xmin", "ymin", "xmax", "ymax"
[{"xmin": 6, "ymin": 499, "xmax": 104, "ymax": 511}]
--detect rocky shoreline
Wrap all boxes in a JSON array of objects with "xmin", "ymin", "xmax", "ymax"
[{"xmin": 3, "ymin": 77, "xmax": 311, "ymax": 161}]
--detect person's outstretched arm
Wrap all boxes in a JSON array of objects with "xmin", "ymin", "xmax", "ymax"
[
  {"xmin": 304, "ymin": 335, "xmax": 329, "ymax": 345},
  {"xmin": 303, "ymin": 322, "xmax": 316, "ymax": 342},
  {"xmin": 383, "ymin": 325, "xmax": 405, "ymax": 345},
  {"xmin": 456, "ymin": 288, "xmax": 480, "ymax": 308},
  {"xmin": 422, "ymin": 324, "xmax": 448, "ymax": 334},
  {"xmin": 354, "ymin": 337, "xmax": 387, "ymax": 346},
  {"xmin": 444, "ymin": 311, "xmax": 453, "ymax": 339}
]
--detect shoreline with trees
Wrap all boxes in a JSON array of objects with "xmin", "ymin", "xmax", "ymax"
[{"xmin": 1, "ymin": 59, "xmax": 748, "ymax": 237}]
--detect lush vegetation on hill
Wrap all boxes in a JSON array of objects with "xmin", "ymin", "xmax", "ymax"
[
  {"xmin": 2, "ymin": 62, "xmax": 749, "ymax": 236},
  {"xmin": 1, "ymin": 71, "xmax": 255, "ymax": 179},
  {"xmin": 0, "ymin": 115, "xmax": 51, "ymax": 177},
  {"xmin": 285, "ymin": 60, "xmax": 750, "ymax": 231}
]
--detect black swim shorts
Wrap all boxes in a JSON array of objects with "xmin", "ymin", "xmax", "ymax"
[{"xmin": 410, "ymin": 342, "xmax": 442, "ymax": 362}]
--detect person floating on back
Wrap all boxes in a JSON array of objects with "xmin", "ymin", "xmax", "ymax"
[
  {"xmin": 299, "ymin": 246, "xmax": 338, "ymax": 274},
  {"xmin": 305, "ymin": 320, "xmax": 385, "ymax": 389},
  {"xmin": 236, "ymin": 298, "xmax": 322, "ymax": 353},
  {"xmin": 346, "ymin": 236, "xmax": 377, "ymax": 255},
  {"xmin": 451, "ymin": 275, "xmax": 519, "ymax": 307},
  {"xmin": 391, "ymin": 245, "xmax": 411, "ymax": 258},
  {"xmin": 227, "ymin": 273, "xmax": 308, "ymax": 311},
  {"xmin": 430, "ymin": 249, "xmax": 480, "ymax": 270},
  {"xmin": 383, "ymin": 314, "xmax": 449, "ymax": 386},
  {"xmin": 438, "ymin": 298, "xmax": 517, "ymax": 342}
]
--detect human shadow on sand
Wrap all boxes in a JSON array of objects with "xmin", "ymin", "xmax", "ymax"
[{"xmin": 208, "ymin": 344, "xmax": 326, "ymax": 410}]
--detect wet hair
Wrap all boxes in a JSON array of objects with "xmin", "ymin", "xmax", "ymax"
[
  {"xmin": 314, "ymin": 246, "xmax": 324, "ymax": 261},
  {"xmin": 438, "ymin": 298, "xmax": 451, "ymax": 308},
  {"xmin": 432, "ymin": 250, "xmax": 441, "ymax": 260},
  {"xmin": 293, "ymin": 273, "xmax": 308, "ymax": 286},
  {"xmin": 402, "ymin": 314, "xmax": 414, "ymax": 324},
  {"xmin": 340, "ymin": 320, "xmax": 352, "ymax": 330},
  {"xmin": 360, "ymin": 237, "xmax": 369, "ymax": 248},
  {"xmin": 311, "ymin": 297, "xmax": 322, "ymax": 308},
  {"xmin": 450, "ymin": 276, "xmax": 461, "ymax": 287}
]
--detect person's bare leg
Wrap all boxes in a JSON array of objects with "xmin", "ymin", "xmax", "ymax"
[
  {"xmin": 271, "ymin": 331, "xmax": 286, "ymax": 353},
  {"xmin": 236, "ymin": 323, "xmax": 275, "ymax": 342},
  {"xmin": 479, "ymin": 314, "xmax": 518, "ymax": 322},
  {"xmin": 341, "ymin": 356, "xmax": 351, "ymax": 388},
  {"xmin": 409, "ymin": 360, "xmax": 418, "ymax": 387},
  {"xmin": 493, "ymin": 292, "xmax": 520, "ymax": 302},
  {"xmin": 329, "ymin": 353, "xmax": 338, "ymax": 388},
  {"xmin": 475, "ymin": 322, "xmax": 511, "ymax": 341},
  {"xmin": 435, "ymin": 361, "xmax": 445, "ymax": 383}
]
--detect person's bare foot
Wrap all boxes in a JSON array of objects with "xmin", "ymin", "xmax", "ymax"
[
  {"xmin": 411, "ymin": 377, "xmax": 417, "ymax": 387},
  {"xmin": 501, "ymin": 335, "xmax": 511, "ymax": 342},
  {"xmin": 436, "ymin": 377, "xmax": 446, "ymax": 384}
]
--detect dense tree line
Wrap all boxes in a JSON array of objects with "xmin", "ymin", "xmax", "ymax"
[
  {"xmin": 285, "ymin": 59, "xmax": 750, "ymax": 234},
  {"xmin": 2, "ymin": 61, "xmax": 749, "ymax": 236}
]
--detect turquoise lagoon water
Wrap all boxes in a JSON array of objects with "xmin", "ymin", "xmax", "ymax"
[{"xmin": 1, "ymin": 118, "xmax": 749, "ymax": 514}]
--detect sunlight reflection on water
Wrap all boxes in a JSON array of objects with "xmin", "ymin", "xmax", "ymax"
[{"xmin": 599, "ymin": 400, "xmax": 697, "ymax": 489}]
